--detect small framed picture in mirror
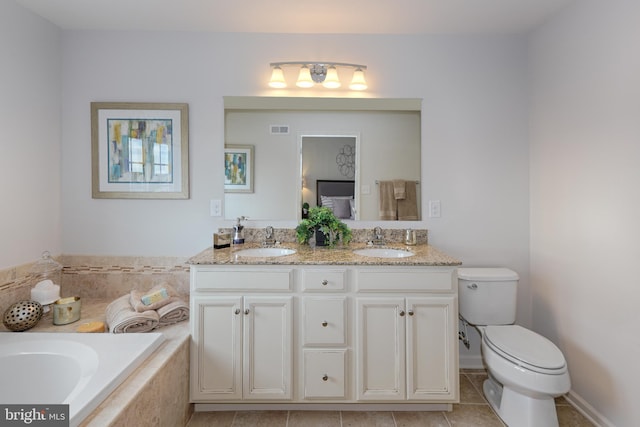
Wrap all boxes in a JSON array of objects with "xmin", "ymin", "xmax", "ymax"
[{"xmin": 224, "ymin": 144, "xmax": 254, "ymax": 193}]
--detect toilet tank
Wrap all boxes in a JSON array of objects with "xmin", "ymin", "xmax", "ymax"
[{"xmin": 458, "ymin": 268, "xmax": 519, "ymax": 325}]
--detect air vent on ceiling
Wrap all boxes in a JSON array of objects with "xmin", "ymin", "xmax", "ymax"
[{"xmin": 270, "ymin": 125, "xmax": 290, "ymax": 134}]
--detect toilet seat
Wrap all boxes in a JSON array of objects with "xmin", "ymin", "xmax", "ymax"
[{"xmin": 483, "ymin": 325, "xmax": 567, "ymax": 375}]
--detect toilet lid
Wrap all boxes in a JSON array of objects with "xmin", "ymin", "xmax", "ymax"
[{"xmin": 483, "ymin": 325, "xmax": 566, "ymax": 372}]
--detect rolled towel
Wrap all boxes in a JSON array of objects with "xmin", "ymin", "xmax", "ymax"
[
  {"xmin": 157, "ymin": 299, "xmax": 190, "ymax": 327},
  {"xmin": 106, "ymin": 295, "xmax": 159, "ymax": 333},
  {"xmin": 130, "ymin": 284, "xmax": 180, "ymax": 313}
]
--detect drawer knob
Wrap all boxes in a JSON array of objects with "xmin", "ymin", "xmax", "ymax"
[
  {"xmin": 234, "ymin": 309, "xmax": 241, "ymax": 315},
  {"xmin": 322, "ymin": 374, "xmax": 328, "ymax": 381},
  {"xmin": 244, "ymin": 309, "xmax": 250, "ymax": 315},
  {"xmin": 399, "ymin": 310, "xmax": 406, "ymax": 317},
  {"xmin": 408, "ymin": 310, "xmax": 414, "ymax": 316},
  {"xmin": 322, "ymin": 321, "xmax": 328, "ymax": 327},
  {"xmin": 321, "ymin": 279, "xmax": 328, "ymax": 286}
]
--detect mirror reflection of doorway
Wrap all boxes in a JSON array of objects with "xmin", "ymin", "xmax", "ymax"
[{"xmin": 301, "ymin": 135, "xmax": 359, "ymax": 220}]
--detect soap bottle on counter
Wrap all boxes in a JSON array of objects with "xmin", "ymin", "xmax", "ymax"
[{"xmin": 233, "ymin": 216, "xmax": 247, "ymax": 244}]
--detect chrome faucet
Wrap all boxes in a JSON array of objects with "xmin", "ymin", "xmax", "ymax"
[
  {"xmin": 264, "ymin": 226, "xmax": 276, "ymax": 246},
  {"xmin": 372, "ymin": 226, "xmax": 385, "ymax": 245}
]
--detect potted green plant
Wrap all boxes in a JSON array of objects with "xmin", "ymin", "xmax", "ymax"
[{"xmin": 295, "ymin": 206, "xmax": 352, "ymax": 248}]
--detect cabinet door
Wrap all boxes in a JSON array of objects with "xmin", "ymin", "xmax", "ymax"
[
  {"xmin": 191, "ymin": 296, "xmax": 242, "ymax": 401},
  {"xmin": 243, "ymin": 296, "xmax": 293, "ymax": 400},
  {"xmin": 356, "ymin": 297, "xmax": 406, "ymax": 400},
  {"xmin": 406, "ymin": 296, "xmax": 458, "ymax": 401}
]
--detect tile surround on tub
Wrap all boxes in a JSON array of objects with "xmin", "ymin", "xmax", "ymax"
[
  {"xmin": 60, "ymin": 255, "xmax": 190, "ymax": 301},
  {"xmin": 0, "ymin": 255, "xmax": 190, "ymax": 315}
]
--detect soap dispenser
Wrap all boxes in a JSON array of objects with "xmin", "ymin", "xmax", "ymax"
[{"xmin": 233, "ymin": 216, "xmax": 247, "ymax": 244}]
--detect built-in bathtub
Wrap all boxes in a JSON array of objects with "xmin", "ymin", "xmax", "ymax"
[{"xmin": 0, "ymin": 332, "xmax": 164, "ymax": 427}]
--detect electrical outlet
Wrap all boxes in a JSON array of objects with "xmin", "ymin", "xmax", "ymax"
[
  {"xmin": 210, "ymin": 199, "xmax": 222, "ymax": 217},
  {"xmin": 429, "ymin": 200, "xmax": 441, "ymax": 218}
]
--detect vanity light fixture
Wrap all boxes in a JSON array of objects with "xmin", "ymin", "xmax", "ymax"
[{"xmin": 269, "ymin": 62, "xmax": 368, "ymax": 90}]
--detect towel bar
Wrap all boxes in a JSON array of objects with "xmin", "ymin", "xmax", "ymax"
[{"xmin": 375, "ymin": 180, "xmax": 420, "ymax": 184}]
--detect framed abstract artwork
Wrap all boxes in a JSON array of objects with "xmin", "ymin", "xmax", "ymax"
[
  {"xmin": 91, "ymin": 102, "xmax": 189, "ymax": 199},
  {"xmin": 224, "ymin": 145, "xmax": 254, "ymax": 193}
]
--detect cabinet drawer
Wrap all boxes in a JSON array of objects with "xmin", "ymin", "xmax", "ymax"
[
  {"xmin": 303, "ymin": 350, "xmax": 347, "ymax": 399},
  {"xmin": 192, "ymin": 268, "xmax": 293, "ymax": 291},
  {"xmin": 303, "ymin": 297, "xmax": 346, "ymax": 346},
  {"xmin": 356, "ymin": 268, "xmax": 455, "ymax": 292},
  {"xmin": 302, "ymin": 269, "xmax": 346, "ymax": 291}
]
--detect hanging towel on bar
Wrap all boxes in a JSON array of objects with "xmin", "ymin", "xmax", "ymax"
[
  {"xmin": 378, "ymin": 181, "xmax": 397, "ymax": 220},
  {"xmin": 397, "ymin": 180, "xmax": 419, "ymax": 220},
  {"xmin": 392, "ymin": 179, "xmax": 406, "ymax": 200}
]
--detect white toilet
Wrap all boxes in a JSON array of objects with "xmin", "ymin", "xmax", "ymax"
[{"xmin": 458, "ymin": 268, "xmax": 571, "ymax": 427}]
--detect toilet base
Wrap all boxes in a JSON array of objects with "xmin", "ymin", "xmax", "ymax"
[{"xmin": 483, "ymin": 377, "xmax": 559, "ymax": 427}]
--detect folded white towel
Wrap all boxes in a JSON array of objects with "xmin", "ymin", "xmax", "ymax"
[
  {"xmin": 157, "ymin": 300, "xmax": 190, "ymax": 327},
  {"xmin": 106, "ymin": 295, "xmax": 159, "ymax": 333}
]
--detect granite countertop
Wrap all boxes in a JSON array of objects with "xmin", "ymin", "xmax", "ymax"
[{"xmin": 188, "ymin": 242, "xmax": 461, "ymax": 266}]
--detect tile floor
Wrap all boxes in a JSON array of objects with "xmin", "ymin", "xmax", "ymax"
[{"xmin": 187, "ymin": 370, "xmax": 595, "ymax": 427}]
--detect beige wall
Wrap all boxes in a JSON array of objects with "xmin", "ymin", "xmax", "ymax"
[
  {"xmin": 0, "ymin": 1, "xmax": 61, "ymax": 269},
  {"xmin": 530, "ymin": 0, "xmax": 640, "ymax": 425}
]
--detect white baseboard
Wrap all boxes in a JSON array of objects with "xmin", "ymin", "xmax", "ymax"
[
  {"xmin": 459, "ymin": 354, "xmax": 484, "ymax": 370},
  {"xmin": 564, "ymin": 390, "xmax": 615, "ymax": 427}
]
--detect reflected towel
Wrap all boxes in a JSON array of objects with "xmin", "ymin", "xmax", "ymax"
[
  {"xmin": 130, "ymin": 284, "xmax": 180, "ymax": 313},
  {"xmin": 378, "ymin": 181, "xmax": 397, "ymax": 220},
  {"xmin": 392, "ymin": 179, "xmax": 406, "ymax": 200},
  {"xmin": 157, "ymin": 299, "xmax": 190, "ymax": 327},
  {"xmin": 106, "ymin": 295, "xmax": 159, "ymax": 333},
  {"xmin": 397, "ymin": 180, "xmax": 419, "ymax": 221}
]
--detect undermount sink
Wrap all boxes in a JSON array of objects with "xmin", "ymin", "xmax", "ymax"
[
  {"xmin": 234, "ymin": 247, "xmax": 297, "ymax": 258},
  {"xmin": 352, "ymin": 248, "xmax": 415, "ymax": 258}
]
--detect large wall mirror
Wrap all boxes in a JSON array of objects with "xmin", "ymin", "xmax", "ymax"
[{"xmin": 224, "ymin": 97, "xmax": 421, "ymax": 221}]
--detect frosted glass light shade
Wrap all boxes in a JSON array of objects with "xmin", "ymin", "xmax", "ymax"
[
  {"xmin": 322, "ymin": 66, "xmax": 341, "ymax": 89},
  {"xmin": 268, "ymin": 66, "xmax": 287, "ymax": 88},
  {"xmin": 296, "ymin": 65, "xmax": 315, "ymax": 88},
  {"xmin": 349, "ymin": 68, "xmax": 368, "ymax": 90}
]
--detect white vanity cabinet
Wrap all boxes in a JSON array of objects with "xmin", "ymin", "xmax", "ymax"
[
  {"xmin": 190, "ymin": 267, "xmax": 293, "ymax": 402},
  {"xmin": 190, "ymin": 261, "xmax": 459, "ymax": 408},
  {"xmin": 356, "ymin": 296, "xmax": 457, "ymax": 401},
  {"xmin": 356, "ymin": 268, "xmax": 458, "ymax": 402}
]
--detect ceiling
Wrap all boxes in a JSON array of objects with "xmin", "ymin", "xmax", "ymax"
[{"xmin": 15, "ymin": 0, "xmax": 574, "ymax": 34}]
